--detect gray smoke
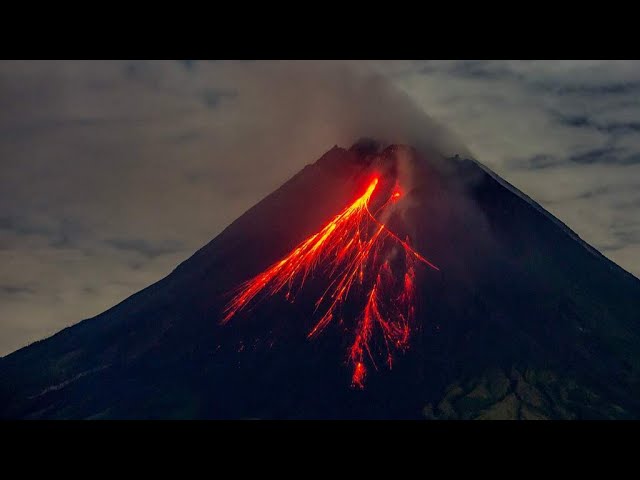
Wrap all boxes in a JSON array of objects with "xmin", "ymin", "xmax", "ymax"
[{"xmin": 0, "ymin": 60, "xmax": 472, "ymax": 356}]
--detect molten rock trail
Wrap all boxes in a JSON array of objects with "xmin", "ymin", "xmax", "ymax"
[{"xmin": 222, "ymin": 176, "xmax": 438, "ymax": 388}]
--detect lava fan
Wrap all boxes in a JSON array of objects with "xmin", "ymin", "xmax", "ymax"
[{"xmin": 222, "ymin": 175, "xmax": 438, "ymax": 388}]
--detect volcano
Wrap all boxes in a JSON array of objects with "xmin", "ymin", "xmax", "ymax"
[{"xmin": 2, "ymin": 140, "xmax": 640, "ymax": 420}]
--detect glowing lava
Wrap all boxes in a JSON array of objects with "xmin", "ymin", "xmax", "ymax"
[{"xmin": 222, "ymin": 176, "xmax": 438, "ymax": 388}]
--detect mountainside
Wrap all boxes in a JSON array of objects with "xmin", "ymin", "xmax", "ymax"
[{"xmin": 2, "ymin": 141, "xmax": 640, "ymax": 419}]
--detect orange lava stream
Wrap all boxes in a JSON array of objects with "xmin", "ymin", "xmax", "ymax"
[{"xmin": 222, "ymin": 176, "xmax": 438, "ymax": 388}]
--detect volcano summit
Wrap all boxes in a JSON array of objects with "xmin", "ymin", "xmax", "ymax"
[{"xmin": 1, "ymin": 141, "xmax": 640, "ymax": 419}]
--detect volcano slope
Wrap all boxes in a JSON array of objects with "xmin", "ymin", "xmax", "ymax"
[{"xmin": 1, "ymin": 141, "xmax": 640, "ymax": 419}]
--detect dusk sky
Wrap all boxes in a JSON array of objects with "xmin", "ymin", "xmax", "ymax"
[{"xmin": 1, "ymin": 60, "xmax": 639, "ymax": 356}]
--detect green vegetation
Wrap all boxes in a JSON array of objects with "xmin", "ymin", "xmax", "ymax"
[{"xmin": 422, "ymin": 366, "xmax": 633, "ymax": 420}]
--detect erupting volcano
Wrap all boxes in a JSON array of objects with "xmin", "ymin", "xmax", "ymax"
[
  {"xmin": 222, "ymin": 176, "xmax": 438, "ymax": 388},
  {"xmin": 3, "ymin": 141, "xmax": 640, "ymax": 420}
]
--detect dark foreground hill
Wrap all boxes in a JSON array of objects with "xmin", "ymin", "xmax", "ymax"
[{"xmin": 2, "ymin": 141, "xmax": 640, "ymax": 419}]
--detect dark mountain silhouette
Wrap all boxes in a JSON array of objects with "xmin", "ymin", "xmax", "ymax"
[{"xmin": 2, "ymin": 141, "xmax": 640, "ymax": 419}]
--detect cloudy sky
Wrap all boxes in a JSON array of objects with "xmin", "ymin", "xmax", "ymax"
[{"xmin": 1, "ymin": 60, "xmax": 639, "ymax": 356}]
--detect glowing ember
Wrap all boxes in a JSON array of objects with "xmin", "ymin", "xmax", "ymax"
[{"xmin": 222, "ymin": 176, "xmax": 438, "ymax": 388}]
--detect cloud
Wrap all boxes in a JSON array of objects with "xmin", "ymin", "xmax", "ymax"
[
  {"xmin": 0, "ymin": 286, "xmax": 36, "ymax": 295},
  {"xmin": 0, "ymin": 60, "xmax": 639, "ymax": 356},
  {"xmin": 104, "ymin": 238, "xmax": 185, "ymax": 259},
  {"xmin": 390, "ymin": 60, "xmax": 640, "ymax": 279}
]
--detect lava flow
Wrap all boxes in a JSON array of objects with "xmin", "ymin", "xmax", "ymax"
[{"xmin": 222, "ymin": 175, "xmax": 438, "ymax": 388}]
